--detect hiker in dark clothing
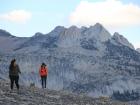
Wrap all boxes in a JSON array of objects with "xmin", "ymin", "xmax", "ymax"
[
  {"xmin": 9, "ymin": 59, "xmax": 21, "ymax": 90},
  {"xmin": 39, "ymin": 63, "xmax": 48, "ymax": 88}
]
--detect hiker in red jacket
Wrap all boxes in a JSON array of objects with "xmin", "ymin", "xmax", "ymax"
[{"xmin": 39, "ymin": 63, "xmax": 48, "ymax": 88}]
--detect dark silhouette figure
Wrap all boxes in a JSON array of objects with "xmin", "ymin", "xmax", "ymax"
[{"xmin": 9, "ymin": 59, "xmax": 21, "ymax": 90}]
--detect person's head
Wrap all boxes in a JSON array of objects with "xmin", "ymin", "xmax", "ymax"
[
  {"xmin": 10, "ymin": 59, "xmax": 16, "ymax": 68},
  {"xmin": 41, "ymin": 63, "xmax": 46, "ymax": 68},
  {"xmin": 13, "ymin": 59, "xmax": 16, "ymax": 66},
  {"xmin": 11, "ymin": 59, "xmax": 16, "ymax": 65}
]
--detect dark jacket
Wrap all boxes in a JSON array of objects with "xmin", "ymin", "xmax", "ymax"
[{"xmin": 9, "ymin": 65, "xmax": 21, "ymax": 76}]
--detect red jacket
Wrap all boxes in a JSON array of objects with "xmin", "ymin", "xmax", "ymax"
[{"xmin": 39, "ymin": 67, "xmax": 48, "ymax": 76}]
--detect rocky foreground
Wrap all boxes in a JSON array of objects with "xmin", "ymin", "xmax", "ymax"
[{"xmin": 0, "ymin": 80, "xmax": 139, "ymax": 105}]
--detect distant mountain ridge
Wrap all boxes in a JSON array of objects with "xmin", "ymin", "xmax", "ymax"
[
  {"xmin": 0, "ymin": 29, "xmax": 13, "ymax": 37},
  {"xmin": 0, "ymin": 23, "xmax": 136, "ymax": 53},
  {"xmin": 0, "ymin": 23, "xmax": 140, "ymax": 99}
]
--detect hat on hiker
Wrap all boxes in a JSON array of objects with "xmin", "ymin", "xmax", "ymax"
[{"xmin": 42, "ymin": 63, "xmax": 46, "ymax": 66}]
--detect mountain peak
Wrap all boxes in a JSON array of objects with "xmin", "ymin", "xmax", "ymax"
[
  {"xmin": 0, "ymin": 29, "xmax": 13, "ymax": 37},
  {"xmin": 94, "ymin": 22, "xmax": 104, "ymax": 28},
  {"xmin": 87, "ymin": 23, "xmax": 111, "ymax": 42},
  {"xmin": 69, "ymin": 25, "xmax": 79, "ymax": 30},
  {"xmin": 89, "ymin": 23, "xmax": 104, "ymax": 29},
  {"xmin": 54, "ymin": 26, "xmax": 65, "ymax": 31},
  {"xmin": 112, "ymin": 32, "xmax": 134, "ymax": 49},
  {"xmin": 50, "ymin": 26, "xmax": 66, "ymax": 33},
  {"xmin": 33, "ymin": 32, "xmax": 44, "ymax": 37},
  {"xmin": 48, "ymin": 26, "xmax": 66, "ymax": 38}
]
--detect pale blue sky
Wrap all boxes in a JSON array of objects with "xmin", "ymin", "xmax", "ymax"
[{"xmin": 0, "ymin": 0, "xmax": 140, "ymax": 48}]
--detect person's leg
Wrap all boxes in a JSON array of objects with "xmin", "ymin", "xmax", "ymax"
[
  {"xmin": 41, "ymin": 76, "xmax": 44, "ymax": 88},
  {"xmin": 10, "ymin": 76, "xmax": 14, "ymax": 90},
  {"xmin": 43, "ymin": 76, "xmax": 45, "ymax": 88},
  {"xmin": 44, "ymin": 76, "xmax": 47, "ymax": 88},
  {"xmin": 15, "ymin": 76, "xmax": 19, "ymax": 90}
]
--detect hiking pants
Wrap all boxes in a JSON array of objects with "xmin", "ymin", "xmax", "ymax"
[
  {"xmin": 9, "ymin": 75, "xmax": 19, "ymax": 90},
  {"xmin": 41, "ymin": 76, "xmax": 47, "ymax": 88}
]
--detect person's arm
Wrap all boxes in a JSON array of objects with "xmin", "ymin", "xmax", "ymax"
[
  {"xmin": 17, "ymin": 65, "xmax": 21, "ymax": 74},
  {"xmin": 46, "ymin": 66, "xmax": 48, "ymax": 75},
  {"xmin": 9, "ymin": 66, "xmax": 11, "ymax": 76}
]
